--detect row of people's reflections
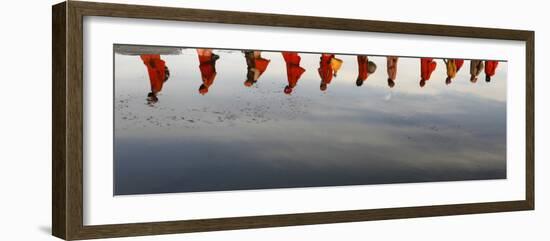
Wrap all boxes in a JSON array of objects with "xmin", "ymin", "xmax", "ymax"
[{"xmin": 140, "ymin": 49, "xmax": 500, "ymax": 104}]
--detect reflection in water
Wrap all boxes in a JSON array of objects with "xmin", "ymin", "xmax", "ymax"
[
  {"xmin": 197, "ymin": 49, "xmax": 219, "ymax": 95},
  {"xmin": 116, "ymin": 45, "xmax": 507, "ymax": 195},
  {"xmin": 318, "ymin": 53, "xmax": 335, "ymax": 91},
  {"xmin": 356, "ymin": 55, "xmax": 377, "ymax": 86},
  {"xmin": 139, "ymin": 51, "xmax": 503, "ymax": 100},
  {"xmin": 485, "ymin": 60, "xmax": 499, "ymax": 82},
  {"xmin": 444, "ymin": 59, "xmax": 464, "ymax": 85},
  {"xmin": 470, "ymin": 60, "xmax": 484, "ymax": 83},
  {"xmin": 140, "ymin": 54, "xmax": 170, "ymax": 105},
  {"xmin": 420, "ymin": 58, "xmax": 437, "ymax": 87},
  {"xmin": 243, "ymin": 51, "xmax": 271, "ymax": 87},
  {"xmin": 282, "ymin": 52, "xmax": 306, "ymax": 95},
  {"xmin": 386, "ymin": 56, "xmax": 399, "ymax": 88}
]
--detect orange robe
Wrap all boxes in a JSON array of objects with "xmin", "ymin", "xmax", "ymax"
[
  {"xmin": 420, "ymin": 58, "xmax": 437, "ymax": 81},
  {"xmin": 357, "ymin": 55, "xmax": 369, "ymax": 81},
  {"xmin": 282, "ymin": 52, "xmax": 306, "ymax": 88},
  {"xmin": 485, "ymin": 60, "xmax": 499, "ymax": 77},
  {"xmin": 198, "ymin": 54, "xmax": 216, "ymax": 87},
  {"xmin": 254, "ymin": 57, "xmax": 270, "ymax": 76},
  {"xmin": 318, "ymin": 54, "xmax": 334, "ymax": 84},
  {"xmin": 140, "ymin": 54, "xmax": 166, "ymax": 93}
]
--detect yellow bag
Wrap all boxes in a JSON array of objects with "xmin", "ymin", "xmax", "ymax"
[{"xmin": 330, "ymin": 57, "xmax": 343, "ymax": 76}]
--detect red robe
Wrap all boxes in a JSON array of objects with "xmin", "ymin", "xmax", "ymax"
[
  {"xmin": 455, "ymin": 59, "xmax": 465, "ymax": 72},
  {"xmin": 357, "ymin": 55, "xmax": 369, "ymax": 81},
  {"xmin": 282, "ymin": 52, "xmax": 306, "ymax": 88},
  {"xmin": 485, "ymin": 60, "xmax": 499, "ymax": 77},
  {"xmin": 140, "ymin": 54, "xmax": 166, "ymax": 93},
  {"xmin": 318, "ymin": 54, "xmax": 334, "ymax": 84},
  {"xmin": 198, "ymin": 54, "xmax": 216, "ymax": 87},
  {"xmin": 420, "ymin": 58, "xmax": 437, "ymax": 81}
]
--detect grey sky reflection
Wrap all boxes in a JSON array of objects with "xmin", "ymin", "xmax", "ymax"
[{"xmin": 114, "ymin": 45, "xmax": 507, "ymax": 195}]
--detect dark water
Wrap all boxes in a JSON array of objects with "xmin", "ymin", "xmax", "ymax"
[{"xmin": 114, "ymin": 46, "xmax": 507, "ymax": 195}]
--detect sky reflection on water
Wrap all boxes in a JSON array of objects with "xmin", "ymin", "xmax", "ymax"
[{"xmin": 114, "ymin": 45, "xmax": 507, "ymax": 195}]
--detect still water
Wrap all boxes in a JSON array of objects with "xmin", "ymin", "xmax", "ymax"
[{"xmin": 114, "ymin": 45, "xmax": 507, "ymax": 195}]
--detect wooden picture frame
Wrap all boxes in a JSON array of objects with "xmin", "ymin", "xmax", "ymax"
[{"xmin": 52, "ymin": 1, "xmax": 534, "ymax": 240}]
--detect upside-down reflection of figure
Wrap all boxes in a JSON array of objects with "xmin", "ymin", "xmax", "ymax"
[
  {"xmin": 356, "ymin": 55, "xmax": 377, "ymax": 86},
  {"xmin": 318, "ymin": 54, "xmax": 335, "ymax": 91},
  {"xmin": 196, "ymin": 49, "xmax": 219, "ymax": 95},
  {"xmin": 470, "ymin": 60, "xmax": 484, "ymax": 83},
  {"xmin": 443, "ymin": 59, "xmax": 464, "ymax": 85},
  {"xmin": 140, "ymin": 54, "xmax": 170, "ymax": 104},
  {"xmin": 386, "ymin": 56, "xmax": 399, "ymax": 88},
  {"xmin": 282, "ymin": 52, "xmax": 306, "ymax": 95},
  {"xmin": 443, "ymin": 59, "xmax": 456, "ymax": 85},
  {"xmin": 419, "ymin": 58, "xmax": 437, "ymax": 88},
  {"xmin": 243, "ymin": 51, "xmax": 271, "ymax": 87},
  {"xmin": 484, "ymin": 60, "xmax": 499, "ymax": 82}
]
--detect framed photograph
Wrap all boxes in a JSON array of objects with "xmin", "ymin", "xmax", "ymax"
[{"xmin": 52, "ymin": 1, "xmax": 534, "ymax": 240}]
